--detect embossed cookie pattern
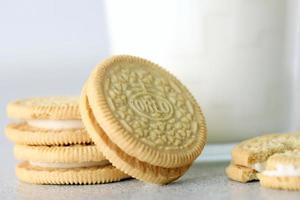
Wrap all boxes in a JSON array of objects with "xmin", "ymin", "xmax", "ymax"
[{"xmin": 104, "ymin": 63, "xmax": 200, "ymax": 150}]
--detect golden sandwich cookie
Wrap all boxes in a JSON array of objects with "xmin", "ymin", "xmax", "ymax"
[
  {"xmin": 80, "ymin": 55, "xmax": 207, "ymax": 184},
  {"xmin": 6, "ymin": 97, "xmax": 92, "ymax": 145},
  {"xmin": 14, "ymin": 144, "xmax": 130, "ymax": 184},
  {"xmin": 226, "ymin": 132, "xmax": 300, "ymax": 191},
  {"xmin": 258, "ymin": 150, "xmax": 300, "ymax": 190},
  {"xmin": 229, "ymin": 133, "xmax": 300, "ymax": 176},
  {"xmin": 16, "ymin": 162, "xmax": 129, "ymax": 185}
]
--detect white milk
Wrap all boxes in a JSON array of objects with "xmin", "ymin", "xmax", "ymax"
[{"xmin": 104, "ymin": 0, "xmax": 294, "ymax": 143}]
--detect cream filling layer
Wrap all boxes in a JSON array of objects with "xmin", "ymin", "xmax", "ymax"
[
  {"xmin": 262, "ymin": 164, "xmax": 300, "ymax": 177},
  {"xmin": 27, "ymin": 120, "xmax": 84, "ymax": 130},
  {"xmin": 251, "ymin": 162, "xmax": 266, "ymax": 172},
  {"xmin": 29, "ymin": 160, "xmax": 110, "ymax": 169}
]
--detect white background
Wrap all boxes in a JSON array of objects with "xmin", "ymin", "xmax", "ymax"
[
  {"xmin": 0, "ymin": 0, "xmax": 109, "ymax": 133},
  {"xmin": 1, "ymin": 0, "xmax": 300, "ymax": 143},
  {"xmin": 2, "ymin": 0, "xmax": 300, "ymax": 140}
]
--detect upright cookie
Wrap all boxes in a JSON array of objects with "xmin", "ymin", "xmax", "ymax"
[
  {"xmin": 80, "ymin": 55, "xmax": 207, "ymax": 184},
  {"xmin": 258, "ymin": 150, "xmax": 300, "ymax": 190},
  {"xmin": 6, "ymin": 97, "xmax": 92, "ymax": 145}
]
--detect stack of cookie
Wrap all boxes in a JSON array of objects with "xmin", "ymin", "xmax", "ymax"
[
  {"xmin": 6, "ymin": 55, "xmax": 207, "ymax": 185},
  {"xmin": 5, "ymin": 97, "xmax": 130, "ymax": 184},
  {"xmin": 226, "ymin": 133, "xmax": 300, "ymax": 190}
]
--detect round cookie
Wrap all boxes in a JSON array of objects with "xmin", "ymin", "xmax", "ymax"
[
  {"xmin": 258, "ymin": 150, "xmax": 300, "ymax": 190},
  {"xmin": 16, "ymin": 162, "xmax": 130, "ymax": 185},
  {"xmin": 80, "ymin": 55, "xmax": 206, "ymax": 184},
  {"xmin": 6, "ymin": 96, "xmax": 91, "ymax": 145},
  {"xmin": 14, "ymin": 144, "xmax": 106, "ymax": 163},
  {"xmin": 7, "ymin": 96, "xmax": 80, "ymax": 120},
  {"xmin": 226, "ymin": 163, "xmax": 258, "ymax": 183},
  {"xmin": 5, "ymin": 123, "xmax": 92, "ymax": 145}
]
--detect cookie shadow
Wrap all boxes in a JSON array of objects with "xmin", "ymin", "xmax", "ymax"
[{"xmin": 171, "ymin": 160, "xmax": 230, "ymax": 185}]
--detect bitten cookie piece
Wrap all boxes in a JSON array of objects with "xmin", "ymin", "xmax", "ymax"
[
  {"xmin": 258, "ymin": 150, "xmax": 300, "ymax": 190},
  {"xmin": 231, "ymin": 133, "xmax": 300, "ymax": 173},
  {"xmin": 226, "ymin": 132, "xmax": 300, "ymax": 191},
  {"xmin": 80, "ymin": 55, "xmax": 207, "ymax": 184},
  {"xmin": 226, "ymin": 163, "xmax": 258, "ymax": 183}
]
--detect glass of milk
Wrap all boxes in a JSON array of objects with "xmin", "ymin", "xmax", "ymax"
[{"xmin": 104, "ymin": 0, "xmax": 298, "ymax": 144}]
